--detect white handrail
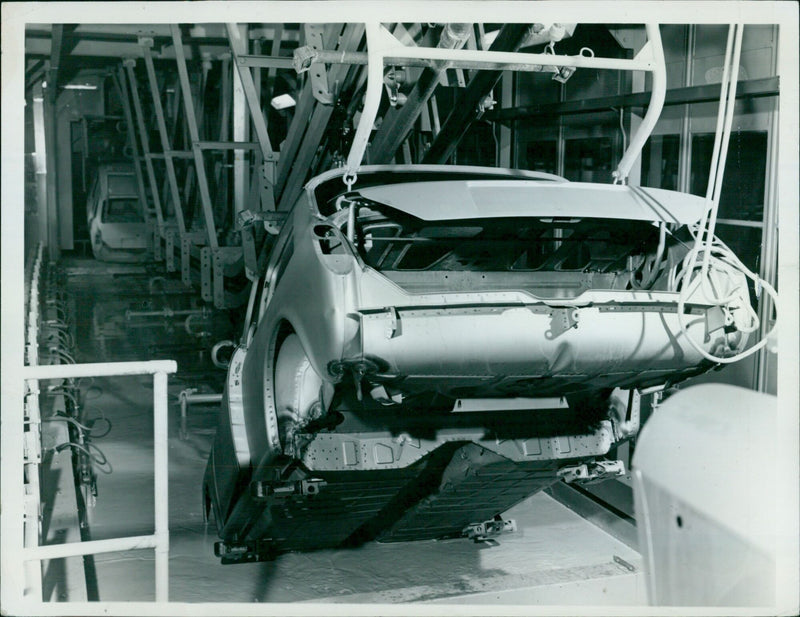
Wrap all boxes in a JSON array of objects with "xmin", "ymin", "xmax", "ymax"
[
  {"xmin": 22, "ymin": 359, "xmax": 177, "ymax": 603},
  {"xmin": 21, "ymin": 360, "xmax": 177, "ymax": 380}
]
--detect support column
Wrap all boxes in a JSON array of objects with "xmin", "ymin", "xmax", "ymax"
[
  {"xmin": 171, "ymin": 25, "xmax": 219, "ymax": 249},
  {"xmin": 230, "ymin": 24, "xmax": 250, "ymax": 221},
  {"xmin": 226, "ymin": 23, "xmax": 276, "ymax": 209},
  {"xmin": 141, "ymin": 37, "xmax": 187, "ymax": 235},
  {"xmin": 114, "ymin": 69, "xmax": 149, "ymax": 225},
  {"xmin": 677, "ymin": 25, "xmax": 695, "ymax": 194},
  {"xmin": 124, "ymin": 60, "xmax": 165, "ymax": 232},
  {"xmin": 498, "ymin": 71, "xmax": 513, "ymax": 167},
  {"xmin": 32, "ymin": 83, "xmax": 49, "ymax": 250}
]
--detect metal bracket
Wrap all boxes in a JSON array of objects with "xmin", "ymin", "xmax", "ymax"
[
  {"xmin": 151, "ymin": 221, "xmax": 163, "ymax": 262},
  {"xmin": 462, "ymin": 516, "xmax": 517, "ymax": 542},
  {"xmin": 304, "ymin": 24, "xmax": 334, "ymax": 104},
  {"xmin": 200, "ymin": 247, "xmax": 213, "ymax": 302},
  {"xmin": 547, "ymin": 307, "xmax": 580, "ymax": 338},
  {"xmin": 213, "ymin": 250, "xmax": 224, "ymax": 308},
  {"xmin": 557, "ymin": 459, "xmax": 626, "ymax": 484},
  {"xmin": 181, "ymin": 236, "xmax": 192, "ymax": 286},
  {"xmin": 214, "ymin": 539, "xmax": 277, "ymax": 564},
  {"xmin": 241, "ymin": 228, "xmax": 258, "ymax": 281},
  {"xmin": 212, "ymin": 247, "xmax": 243, "ymax": 309},
  {"xmin": 165, "ymin": 230, "xmax": 176, "ymax": 272},
  {"xmin": 236, "ymin": 209, "xmax": 285, "ymax": 235},
  {"xmin": 250, "ymin": 477, "xmax": 327, "ymax": 501}
]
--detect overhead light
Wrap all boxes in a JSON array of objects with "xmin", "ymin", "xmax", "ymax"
[
  {"xmin": 271, "ymin": 93, "xmax": 296, "ymax": 110},
  {"xmin": 63, "ymin": 83, "xmax": 98, "ymax": 91}
]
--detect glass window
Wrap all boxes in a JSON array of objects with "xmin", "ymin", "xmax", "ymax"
[
  {"xmin": 521, "ymin": 140, "xmax": 557, "ymax": 175},
  {"xmin": 102, "ymin": 198, "xmax": 143, "ymax": 223},
  {"xmin": 641, "ymin": 135, "xmax": 680, "ymax": 190},
  {"xmin": 564, "ymin": 137, "xmax": 612, "ymax": 183},
  {"xmin": 689, "ymin": 131, "xmax": 767, "ymax": 221},
  {"xmin": 715, "ymin": 223, "xmax": 762, "ymax": 275}
]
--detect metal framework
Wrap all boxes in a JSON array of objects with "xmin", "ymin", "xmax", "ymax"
[{"xmin": 343, "ymin": 23, "xmax": 666, "ymax": 184}]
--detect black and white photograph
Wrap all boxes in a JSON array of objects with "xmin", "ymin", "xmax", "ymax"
[{"xmin": 2, "ymin": 1, "xmax": 798, "ymax": 615}]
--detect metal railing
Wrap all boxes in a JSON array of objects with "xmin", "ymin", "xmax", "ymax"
[{"xmin": 21, "ymin": 360, "xmax": 177, "ymax": 603}]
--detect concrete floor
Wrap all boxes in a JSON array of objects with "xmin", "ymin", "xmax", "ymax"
[{"xmin": 39, "ymin": 258, "xmax": 645, "ymax": 605}]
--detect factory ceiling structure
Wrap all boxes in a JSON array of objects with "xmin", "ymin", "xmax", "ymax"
[{"xmin": 2, "ymin": 2, "xmax": 798, "ymax": 615}]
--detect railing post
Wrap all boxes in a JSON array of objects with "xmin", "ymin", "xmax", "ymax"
[{"xmin": 153, "ymin": 370, "xmax": 169, "ymax": 602}]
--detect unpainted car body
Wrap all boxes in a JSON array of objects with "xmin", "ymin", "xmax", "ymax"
[
  {"xmin": 86, "ymin": 163, "xmax": 148, "ymax": 262},
  {"xmin": 204, "ymin": 165, "xmax": 751, "ymax": 561}
]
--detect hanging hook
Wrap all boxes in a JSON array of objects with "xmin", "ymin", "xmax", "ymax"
[{"xmin": 343, "ymin": 171, "xmax": 357, "ymax": 192}]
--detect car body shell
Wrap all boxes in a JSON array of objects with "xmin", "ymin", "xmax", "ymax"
[
  {"xmin": 86, "ymin": 163, "xmax": 148, "ymax": 261},
  {"xmin": 205, "ymin": 164, "xmax": 752, "ymax": 551}
]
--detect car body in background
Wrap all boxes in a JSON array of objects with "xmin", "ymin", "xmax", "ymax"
[
  {"xmin": 203, "ymin": 164, "xmax": 752, "ymax": 562},
  {"xmin": 86, "ymin": 162, "xmax": 148, "ymax": 262}
]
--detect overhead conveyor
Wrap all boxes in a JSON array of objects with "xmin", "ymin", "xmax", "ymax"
[
  {"xmin": 110, "ymin": 21, "xmax": 669, "ymax": 309},
  {"xmin": 100, "ymin": 20, "xmax": 671, "ymax": 310}
]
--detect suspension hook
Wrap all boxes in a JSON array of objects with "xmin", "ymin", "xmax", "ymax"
[{"xmin": 343, "ymin": 171, "xmax": 357, "ymax": 192}]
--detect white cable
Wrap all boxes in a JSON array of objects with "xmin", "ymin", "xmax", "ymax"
[{"xmin": 673, "ymin": 23, "xmax": 778, "ymax": 365}]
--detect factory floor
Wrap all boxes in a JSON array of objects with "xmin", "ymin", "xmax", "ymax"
[{"xmin": 40, "ymin": 257, "xmax": 645, "ymax": 606}]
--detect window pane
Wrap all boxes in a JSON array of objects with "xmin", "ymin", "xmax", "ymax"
[
  {"xmin": 564, "ymin": 138, "xmax": 613, "ymax": 183},
  {"xmin": 521, "ymin": 140, "xmax": 557, "ymax": 175},
  {"xmin": 715, "ymin": 223, "xmax": 762, "ymax": 274},
  {"xmin": 689, "ymin": 131, "xmax": 767, "ymax": 221},
  {"xmin": 102, "ymin": 198, "xmax": 143, "ymax": 223},
  {"xmin": 641, "ymin": 135, "xmax": 680, "ymax": 190}
]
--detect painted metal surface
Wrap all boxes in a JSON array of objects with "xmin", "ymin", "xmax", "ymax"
[
  {"xmin": 204, "ymin": 165, "xmax": 752, "ymax": 556},
  {"xmin": 356, "ymin": 180, "xmax": 707, "ymax": 224},
  {"xmin": 633, "ymin": 384, "xmax": 778, "ymax": 606},
  {"xmin": 20, "ymin": 360, "xmax": 176, "ymax": 603}
]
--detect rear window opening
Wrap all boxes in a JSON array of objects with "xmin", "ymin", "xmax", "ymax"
[
  {"xmin": 102, "ymin": 197, "xmax": 144, "ymax": 224},
  {"xmin": 348, "ymin": 203, "xmax": 660, "ymax": 274}
]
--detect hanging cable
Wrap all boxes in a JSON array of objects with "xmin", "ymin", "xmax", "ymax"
[
  {"xmin": 673, "ymin": 23, "xmax": 778, "ymax": 364},
  {"xmin": 51, "ymin": 441, "xmax": 113, "ymax": 474}
]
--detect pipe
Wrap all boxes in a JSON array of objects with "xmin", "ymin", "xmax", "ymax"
[
  {"xmin": 153, "ymin": 370, "xmax": 169, "ymax": 602},
  {"xmin": 178, "ymin": 389, "xmax": 223, "ymax": 439},
  {"xmin": 612, "ymin": 24, "xmax": 667, "ymax": 183},
  {"xmin": 126, "ymin": 307, "xmax": 208, "ymax": 320},
  {"xmin": 182, "ymin": 392, "xmax": 223, "ymax": 404}
]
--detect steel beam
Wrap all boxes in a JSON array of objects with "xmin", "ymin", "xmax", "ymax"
[
  {"xmin": 236, "ymin": 55, "xmax": 295, "ymax": 70},
  {"xmin": 114, "ymin": 68, "xmax": 150, "ymax": 227},
  {"xmin": 421, "ymin": 23, "xmax": 533, "ymax": 165},
  {"xmin": 278, "ymin": 23, "xmax": 364, "ymax": 199},
  {"xmin": 171, "ymin": 25, "xmax": 219, "ymax": 249},
  {"xmin": 32, "ymin": 84, "xmax": 48, "ymax": 253},
  {"xmin": 266, "ymin": 24, "xmax": 284, "ymax": 101},
  {"xmin": 230, "ymin": 24, "xmax": 250, "ymax": 222},
  {"xmin": 275, "ymin": 78, "xmax": 314, "ymax": 198},
  {"xmin": 227, "ymin": 23, "xmax": 276, "ymax": 210},
  {"xmin": 43, "ymin": 26, "xmax": 64, "ymax": 259},
  {"xmin": 225, "ymin": 28, "xmax": 275, "ymax": 158},
  {"xmin": 278, "ymin": 101, "xmax": 335, "ymax": 209},
  {"xmin": 370, "ymin": 23, "xmax": 472, "ymax": 165},
  {"xmin": 123, "ymin": 60, "xmax": 166, "ymax": 231},
  {"xmin": 141, "ymin": 38, "xmax": 187, "ymax": 235},
  {"xmin": 279, "ymin": 23, "xmax": 364, "ymax": 209},
  {"xmin": 488, "ymin": 76, "xmax": 780, "ymax": 123}
]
